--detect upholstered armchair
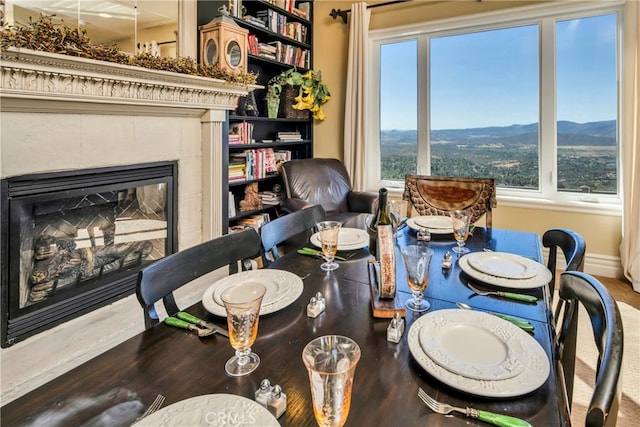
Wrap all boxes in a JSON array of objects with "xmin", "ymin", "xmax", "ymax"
[{"xmin": 279, "ymin": 158, "xmax": 378, "ymax": 229}]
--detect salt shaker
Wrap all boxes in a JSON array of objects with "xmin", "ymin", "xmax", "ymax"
[
  {"xmin": 442, "ymin": 251, "xmax": 452, "ymax": 269},
  {"xmin": 307, "ymin": 292, "xmax": 325, "ymax": 318},
  {"xmin": 255, "ymin": 378, "xmax": 272, "ymax": 407},
  {"xmin": 267, "ymin": 384, "xmax": 287, "ymax": 418},
  {"xmin": 387, "ymin": 312, "xmax": 405, "ymax": 343}
]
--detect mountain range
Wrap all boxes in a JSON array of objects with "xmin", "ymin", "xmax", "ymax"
[{"xmin": 382, "ymin": 120, "xmax": 616, "ymax": 147}]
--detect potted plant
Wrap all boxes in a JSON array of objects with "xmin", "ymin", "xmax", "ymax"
[{"xmin": 267, "ymin": 69, "xmax": 331, "ymax": 120}]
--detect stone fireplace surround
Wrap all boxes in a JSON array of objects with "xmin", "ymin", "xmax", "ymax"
[{"xmin": 0, "ymin": 48, "xmax": 252, "ymax": 403}]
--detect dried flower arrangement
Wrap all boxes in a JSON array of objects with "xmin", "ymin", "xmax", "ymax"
[{"xmin": 0, "ymin": 15, "xmax": 258, "ymax": 86}]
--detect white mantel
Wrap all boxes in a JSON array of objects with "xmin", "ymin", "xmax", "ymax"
[{"xmin": 0, "ymin": 48, "xmax": 251, "ymax": 404}]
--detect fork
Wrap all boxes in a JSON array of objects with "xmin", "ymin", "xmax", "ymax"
[
  {"xmin": 467, "ymin": 283, "xmax": 538, "ymax": 303},
  {"xmin": 417, "ymin": 388, "xmax": 531, "ymax": 427},
  {"xmin": 136, "ymin": 394, "xmax": 165, "ymax": 421}
]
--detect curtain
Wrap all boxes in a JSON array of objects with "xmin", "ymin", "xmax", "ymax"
[
  {"xmin": 343, "ymin": 3, "xmax": 371, "ymax": 191},
  {"xmin": 620, "ymin": 0, "xmax": 640, "ymax": 292}
]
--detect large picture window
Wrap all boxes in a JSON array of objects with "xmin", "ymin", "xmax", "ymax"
[{"xmin": 371, "ymin": 3, "xmax": 621, "ymax": 206}]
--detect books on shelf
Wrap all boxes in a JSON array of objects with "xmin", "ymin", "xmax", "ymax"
[
  {"xmin": 277, "ymin": 131, "xmax": 302, "ymax": 141},
  {"xmin": 229, "ymin": 148, "xmax": 279, "ymax": 181},
  {"xmin": 259, "ymin": 191, "xmax": 282, "ymax": 206},
  {"xmin": 228, "ymin": 191, "xmax": 237, "ymax": 217},
  {"xmin": 236, "ymin": 212, "xmax": 271, "ymax": 230},
  {"xmin": 255, "ymin": 9, "xmax": 308, "ymax": 44},
  {"xmin": 229, "ymin": 122, "xmax": 254, "ymax": 145}
]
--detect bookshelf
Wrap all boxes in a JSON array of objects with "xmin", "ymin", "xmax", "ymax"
[{"xmin": 198, "ymin": 0, "xmax": 314, "ymax": 233}]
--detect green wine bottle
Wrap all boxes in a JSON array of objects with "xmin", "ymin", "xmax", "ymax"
[{"xmin": 368, "ymin": 188, "xmax": 391, "ymax": 258}]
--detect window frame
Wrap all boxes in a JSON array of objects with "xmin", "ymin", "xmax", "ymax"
[{"xmin": 367, "ymin": 1, "xmax": 624, "ymax": 215}]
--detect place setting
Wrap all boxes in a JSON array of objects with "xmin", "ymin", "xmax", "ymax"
[
  {"xmin": 407, "ymin": 308, "xmax": 550, "ymax": 398},
  {"xmin": 458, "ymin": 250, "xmax": 552, "ymax": 289}
]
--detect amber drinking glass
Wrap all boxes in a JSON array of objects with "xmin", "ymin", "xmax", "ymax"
[
  {"xmin": 221, "ymin": 282, "xmax": 267, "ymax": 377},
  {"xmin": 450, "ymin": 210, "xmax": 471, "ymax": 254},
  {"xmin": 401, "ymin": 245, "xmax": 434, "ymax": 312},
  {"xmin": 317, "ymin": 221, "xmax": 342, "ymax": 271}
]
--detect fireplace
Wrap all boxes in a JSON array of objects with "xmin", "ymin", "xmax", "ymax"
[{"xmin": 1, "ymin": 162, "xmax": 178, "ymax": 347}]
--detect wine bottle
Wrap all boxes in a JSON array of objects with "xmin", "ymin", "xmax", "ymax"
[{"xmin": 368, "ymin": 188, "xmax": 391, "ymax": 258}]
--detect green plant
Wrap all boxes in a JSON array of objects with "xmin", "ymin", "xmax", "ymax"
[
  {"xmin": 0, "ymin": 14, "xmax": 257, "ymax": 85},
  {"xmin": 267, "ymin": 68, "xmax": 331, "ymax": 121}
]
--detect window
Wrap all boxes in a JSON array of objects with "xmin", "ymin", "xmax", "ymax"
[{"xmin": 370, "ymin": 3, "xmax": 622, "ymax": 206}]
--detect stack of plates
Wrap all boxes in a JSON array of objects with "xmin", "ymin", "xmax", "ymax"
[
  {"xmin": 310, "ymin": 227, "xmax": 369, "ymax": 251},
  {"xmin": 408, "ymin": 309, "xmax": 550, "ymax": 397},
  {"xmin": 202, "ymin": 270, "xmax": 303, "ymax": 317},
  {"xmin": 459, "ymin": 252, "xmax": 552, "ymax": 288},
  {"xmin": 406, "ymin": 216, "xmax": 453, "ymax": 234}
]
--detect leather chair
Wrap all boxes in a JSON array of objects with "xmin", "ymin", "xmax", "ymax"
[
  {"xmin": 260, "ymin": 204, "xmax": 326, "ymax": 265},
  {"xmin": 136, "ymin": 228, "xmax": 261, "ymax": 329},
  {"xmin": 403, "ymin": 175, "xmax": 497, "ymax": 228},
  {"xmin": 556, "ymin": 271, "xmax": 623, "ymax": 427},
  {"xmin": 279, "ymin": 158, "xmax": 377, "ymax": 229}
]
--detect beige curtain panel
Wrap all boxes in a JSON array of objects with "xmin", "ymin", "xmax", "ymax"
[
  {"xmin": 343, "ymin": 2, "xmax": 370, "ymax": 192},
  {"xmin": 620, "ymin": 0, "xmax": 640, "ymax": 292}
]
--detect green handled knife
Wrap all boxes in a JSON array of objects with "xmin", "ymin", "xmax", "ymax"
[
  {"xmin": 488, "ymin": 312, "xmax": 534, "ymax": 332},
  {"xmin": 297, "ymin": 247, "xmax": 347, "ymax": 261},
  {"xmin": 164, "ymin": 317, "xmax": 216, "ymax": 337},
  {"xmin": 176, "ymin": 312, "xmax": 229, "ymax": 337},
  {"xmin": 499, "ymin": 291, "xmax": 538, "ymax": 303},
  {"xmin": 476, "ymin": 410, "xmax": 533, "ymax": 427}
]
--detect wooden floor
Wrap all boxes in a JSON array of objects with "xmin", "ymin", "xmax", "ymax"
[{"xmin": 595, "ymin": 275, "xmax": 640, "ymax": 309}]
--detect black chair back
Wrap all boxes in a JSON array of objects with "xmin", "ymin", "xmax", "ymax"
[
  {"xmin": 556, "ymin": 271, "xmax": 624, "ymax": 427},
  {"xmin": 136, "ymin": 228, "xmax": 261, "ymax": 329},
  {"xmin": 543, "ymin": 228, "xmax": 587, "ymax": 297},
  {"xmin": 261, "ymin": 204, "xmax": 326, "ymax": 265}
]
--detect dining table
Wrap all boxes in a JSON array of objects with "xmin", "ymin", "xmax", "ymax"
[{"xmin": 0, "ymin": 226, "xmax": 571, "ymax": 426}]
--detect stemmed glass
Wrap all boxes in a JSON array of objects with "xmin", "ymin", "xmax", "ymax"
[
  {"xmin": 302, "ymin": 335, "xmax": 361, "ymax": 427},
  {"xmin": 220, "ymin": 282, "xmax": 267, "ymax": 377},
  {"xmin": 400, "ymin": 245, "xmax": 434, "ymax": 312},
  {"xmin": 317, "ymin": 221, "xmax": 342, "ymax": 271},
  {"xmin": 450, "ymin": 210, "xmax": 471, "ymax": 254}
]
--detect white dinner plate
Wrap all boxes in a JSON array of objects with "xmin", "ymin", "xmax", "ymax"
[
  {"xmin": 408, "ymin": 309, "xmax": 550, "ymax": 398},
  {"xmin": 133, "ymin": 394, "xmax": 279, "ymax": 427},
  {"xmin": 407, "ymin": 216, "xmax": 453, "ymax": 234},
  {"xmin": 419, "ymin": 309, "xmax": 527, "ymax": 380},
  {"xmin": 202, "ymin": 270, "xmax": 303, "ymax": 317},
  {"xmin": 459, "ymin": 253, "xmax": 552, "ymax": 289},
  {"xmin": 310, "ymin": 227, "xmax": 369, "ymax": 250},
  {"xmin": 467, "ymin": 252, "xmax": 538, "ymax": 280}
]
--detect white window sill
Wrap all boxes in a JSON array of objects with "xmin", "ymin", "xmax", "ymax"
[{"xmin": 385, "ymin": 187, "xmax": 622, "ymax": 217}]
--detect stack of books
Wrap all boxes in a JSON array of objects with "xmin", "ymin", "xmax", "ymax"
[
  {"xmin": 277, "ymin": 131, "xmax": 302, "ymax": 141},
  {"xmin": 228, "ymin": 161, "xmax": 246, "ymax": 182},
  {"xmin": 236, "ymin": 212, "xmax": 271, "ymax": 230},
  {"xmin": 230, "ymin": 148, "xmax": 278, "ymax": 181},
  {"xmin": 259, "ymin": 191, "xmax": 282, "ymax": 206}
]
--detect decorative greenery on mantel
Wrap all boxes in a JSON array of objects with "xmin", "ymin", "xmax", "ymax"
[{"xmin": 0, "ymin": 15, "xmax": 257, "ymax": 86}]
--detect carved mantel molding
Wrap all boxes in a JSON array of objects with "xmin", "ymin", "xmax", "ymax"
[{"xmin": 0, "ymin": 48, "xmax": 255, "ymax": 116}]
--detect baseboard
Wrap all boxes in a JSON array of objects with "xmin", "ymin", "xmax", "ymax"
[{"xmin": 541, "ymin": 248, "xmax": 623, "ymax": 279}]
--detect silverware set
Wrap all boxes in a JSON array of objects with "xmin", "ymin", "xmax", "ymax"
[{"xmin": 417, "ymin": 388, "xmax": 532, "ymax": 427}]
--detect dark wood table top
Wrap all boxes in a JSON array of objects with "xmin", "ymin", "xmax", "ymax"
[{"xmin": 1, "ymin": 227, "xmax": 570, "ymax": 426}]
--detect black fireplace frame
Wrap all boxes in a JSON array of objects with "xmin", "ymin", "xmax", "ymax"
[{"xmin": 1, "ymin": 161, "xmax": 178, "ymax": 347}]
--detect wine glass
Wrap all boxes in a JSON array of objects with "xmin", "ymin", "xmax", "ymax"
[
  {"xmin": 220, "ymin": 282, "xmax": 267, "ymax": 377},
  {"xmin": 317, "ymin": 221, "xmax": 342, "ymax": 271},
  {"xmin": 302, "ymin": 335, "xmax": 361, "ymax": 427},
  {"xmin": 400, "ymin": 245, "xmax": 434, "ymax": 312},
  {"xmin": 450, "ymin": 210, "xmax": 471, "ymax": 254}
]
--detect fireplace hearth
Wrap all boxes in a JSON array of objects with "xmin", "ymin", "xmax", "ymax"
[{"xmin": 1, "ymin": 162, "xmax": 178, "ymax": 347}]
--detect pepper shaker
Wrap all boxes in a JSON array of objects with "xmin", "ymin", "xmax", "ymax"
[
  {"xmin": 442, "ymin": 251, "xmax": 452, "ymax": 269},
  {"xmin": 307, "ymin": 292, "xmax": 325, "ymax": 318},
  {"xmin": 387, "ymin": 312, "xmax": 405, "ymax": 343},
  {"xmin": 255, "ymin": 378, "xmax": 272, "ymax": 407},
  {"xmin": 267, "ymin": 384, "xmax": 287, "ymax": 418}
]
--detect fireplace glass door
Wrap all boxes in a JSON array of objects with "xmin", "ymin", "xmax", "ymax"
[{"xmin": 1, "ymin": 162, "xmax": 177, "ymax": 346}]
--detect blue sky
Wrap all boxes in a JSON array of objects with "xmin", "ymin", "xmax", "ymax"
[{"xmin": 380, "ymin": 13, "xmax": 617, "ymax": 131}]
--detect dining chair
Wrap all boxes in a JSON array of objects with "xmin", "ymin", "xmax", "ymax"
[
  {"xmin": 278, "ymin": 158, "xmax": 378, "ymax": 229},
  {"xmin": 136, "ymin": 228, "xmax": 262, "ymax": 329},
  {"xmin": 543, "ymin": 228, "xmax": 586, "ymax": 317},
  {"xmin": 402, "ymin": 175, "xmax": 497, "ymax": 228},
  {"xmin": 556, "ymin": 271, "xmax": 623, "ymax": 427},
  {"xmin": 260, "ymin": 204, "xmax": 326, "ymax": 265}
]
